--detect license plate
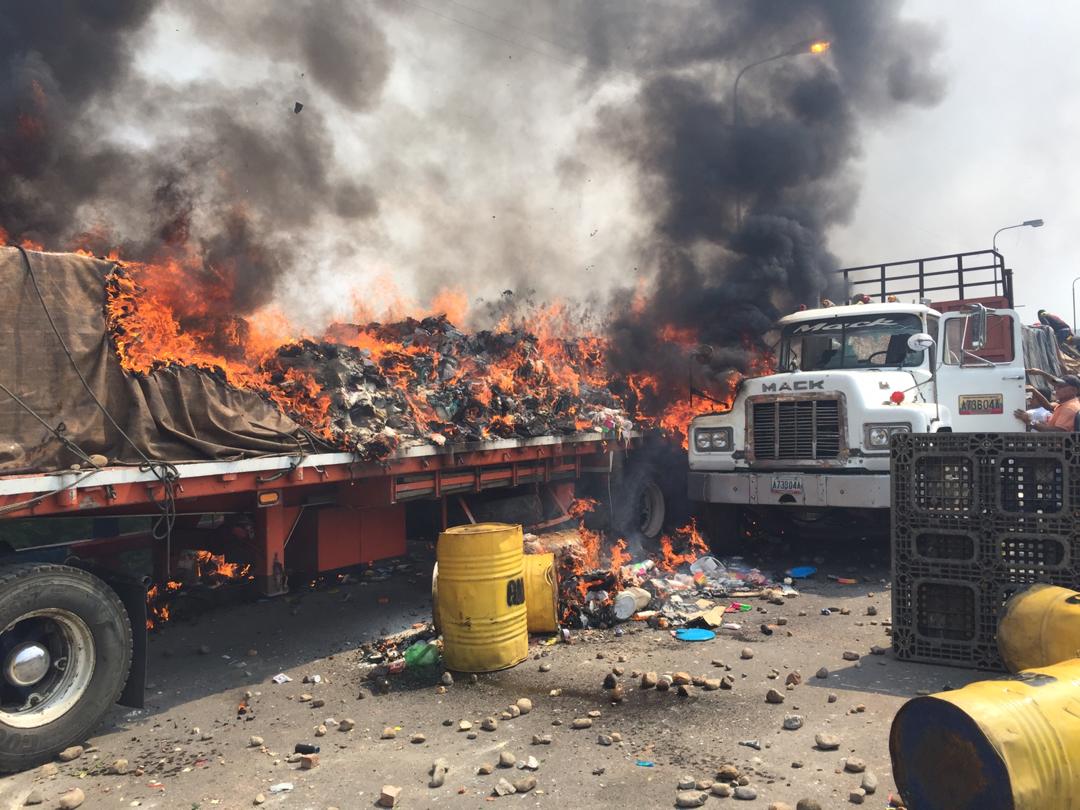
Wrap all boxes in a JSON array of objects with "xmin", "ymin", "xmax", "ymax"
[
  {"xmin": 770, "ymin": 476, "xmax": 804, "ymax": 495},
  {"xmin": 958, "ymin": 394, "xmax": 1004, "ymax": 415}
]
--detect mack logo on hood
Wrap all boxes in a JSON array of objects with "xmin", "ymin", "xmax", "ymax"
[
  {"xmin": 792, "ymin": 317, "xmax": 900, "ymax": 334},
  {"xmin": 762, "ymin": 380, "xmax": 825, "ymax": 392}
]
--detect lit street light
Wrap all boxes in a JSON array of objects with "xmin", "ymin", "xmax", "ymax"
[
  {"xmin": 732, "ymin": 39, "xmax": 831, "ymax": 229},
  {"xmin": 992, "ymin": 218, "xmax": 1044, "ymax": 252}
]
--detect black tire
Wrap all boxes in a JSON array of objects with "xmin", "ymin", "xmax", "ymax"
[
  {"xmin": 612, "ymin": 462, "xmax": 667, "ymax": 547},
  {"xmin": 0, "ymin": 563, "xmax": 132, "ymax": 772}
]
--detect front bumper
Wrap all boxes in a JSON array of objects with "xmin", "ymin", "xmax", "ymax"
[{"xmin": 688, "ymin": 470, "xmax": 890, "ymax": 508}]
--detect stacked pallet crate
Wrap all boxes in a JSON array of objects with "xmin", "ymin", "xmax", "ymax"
[{"xmin": 891, "ymin": 433, "xmax": 1079, "ymax": 670}]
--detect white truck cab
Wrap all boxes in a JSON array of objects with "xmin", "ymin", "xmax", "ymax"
[{"xmin": 687, "ymin": 250, "xmax": 1058, "ymax": 529}]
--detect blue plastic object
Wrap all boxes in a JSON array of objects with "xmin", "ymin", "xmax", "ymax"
[
  {"xmin": 675, "ymin": 628, "xmax": 716, "ymax": 642},
  {"xmin": 787, "ymin": 566, "xmax": 817, "ymax": 579}
]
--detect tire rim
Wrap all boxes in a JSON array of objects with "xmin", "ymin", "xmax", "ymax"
[
  {"xmin": 0, "ymin": 609, "xmax": 95, "ymax": 729},
  {"xmin": 638, "ymin": 481, "xmax": 665, "ymax": 539}
]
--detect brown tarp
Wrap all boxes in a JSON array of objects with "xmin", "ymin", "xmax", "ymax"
[{"xmin": 0, "ymin": 247, "xmax": 309, "ymax": 474}]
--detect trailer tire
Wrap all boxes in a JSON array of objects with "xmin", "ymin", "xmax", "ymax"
[
  {"xmin": 612, "ymin": 462, "xmax": 667, "ymax": 546},
  {"xmin": 0, "ymin": 563, "xmax": 132, "ymax": 772}
]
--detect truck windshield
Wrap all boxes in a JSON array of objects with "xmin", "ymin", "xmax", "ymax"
[{"xmin": 781, "ymin": 313, "xmax": 926, "ymax": 371}]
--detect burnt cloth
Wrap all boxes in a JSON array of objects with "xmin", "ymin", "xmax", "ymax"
[{"xmin": 0, "ymin": 247, "xmax": 307, "ymax": 473}]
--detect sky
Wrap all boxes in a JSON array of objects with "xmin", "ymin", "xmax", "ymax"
[{"xmin": 831, "ymin": 0, "xmax": 1080, "ymax": 325}]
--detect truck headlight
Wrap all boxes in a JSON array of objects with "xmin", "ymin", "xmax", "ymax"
[
  {"xmin": 693, "ymin": 428, "xmax": 733, "ymax": 452},
  {"xmin": 864, "ymin": 423, "xmax": 911, "ymax": 449}
]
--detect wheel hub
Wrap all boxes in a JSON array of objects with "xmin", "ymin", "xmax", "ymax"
[{"xmin": 5, "ymin": 642, "xmax": 51, "ymax": 687}]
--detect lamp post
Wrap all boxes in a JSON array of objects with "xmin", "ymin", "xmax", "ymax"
[
  {"xmin": 992, "ymin": 218, "xmax": 1044, "ymax": 252},
  {"xmin": 732, "ymin": 39, "xmax": 831, "ymax": 230}
]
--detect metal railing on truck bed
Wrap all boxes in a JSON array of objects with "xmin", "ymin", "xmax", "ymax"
[{"xmin": 836, "ymin": 249, "xmax": 1013, "ymax": 307}]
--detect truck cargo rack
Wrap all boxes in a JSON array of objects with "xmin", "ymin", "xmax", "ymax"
[{"xmin": 836, "ymin": 249, "xmax": 1013, "ymax": 307}]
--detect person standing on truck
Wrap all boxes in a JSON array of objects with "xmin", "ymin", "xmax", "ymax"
[
  {"xmin": 1038, "ymin": 310, "xmax": 1073, "ymax": 344},
  {"xmin": 1014, "ymin": 373, "xmax": 1080, "ymax": 431}
]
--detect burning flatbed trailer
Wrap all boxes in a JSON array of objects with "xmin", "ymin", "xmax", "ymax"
[{"xmin": 0, "ymin": 247, "xmax": 660, "ymax": 770}]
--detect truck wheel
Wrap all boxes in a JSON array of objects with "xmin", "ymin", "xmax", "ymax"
[
  {"xmin": 0, "ymin": 563, "xmax": 132, "ymax": 772},
  {"xmin": 612, "ymin": 463, "xmax": 667, "ymax": 546}
]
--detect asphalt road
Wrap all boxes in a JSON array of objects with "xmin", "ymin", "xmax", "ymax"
[{"xmin": 0, "ymin": 533, "xmax": 985, "ymax": 809}]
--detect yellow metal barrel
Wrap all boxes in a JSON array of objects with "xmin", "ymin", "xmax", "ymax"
[
  {"xmin": 998, "ymin": 584, "xmax": 1080, "ymax": 672},
  {"xmin": 890, "ymin": 658, "xmax": 1080, "ymax": 810},
  {"xmin": 524, "ymin": 553, "xmax": 558, "ymax": 633},
  {"xmin": 437, "ymin": 523, "xmax": 528, "ymax": 672}
]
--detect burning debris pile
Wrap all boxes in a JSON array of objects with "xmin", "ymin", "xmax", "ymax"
[
  {"xmin": 529, "ymin": 516, "xmax": 786, "ymax": 631},
  {"xmin": 106, "ymin": 263, "xmax": 634, "ymax": 458}
]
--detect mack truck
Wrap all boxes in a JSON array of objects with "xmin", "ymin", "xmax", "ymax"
[{"xmin": 687, "ymin": 249, "xmax": 1062, "ymax": 537}]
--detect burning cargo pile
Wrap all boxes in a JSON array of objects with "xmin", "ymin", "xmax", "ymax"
[{"xmin": 106, "ymin": 262, "xmax": 634, "ymax": 460}]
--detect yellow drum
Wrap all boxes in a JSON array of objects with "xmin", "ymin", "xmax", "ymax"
[
  {"xmin": 890, "ymin": 658, "xmax": 1080, "ymax": 809},
  {"xmin": 998, "ymin": 584, "xmax": 1080, "ymax": 672},
  {"xmin": 524, "ymin": 553, "xmax": 558, "ymax": 633},
  {"xmin": 437, "ymin": 523, "xmax": 528, "ymax": 672}
]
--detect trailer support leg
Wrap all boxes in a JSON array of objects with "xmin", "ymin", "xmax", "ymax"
[{"xmin": 254, "ymin": 499, "xmax": 299, "ymax": 597}]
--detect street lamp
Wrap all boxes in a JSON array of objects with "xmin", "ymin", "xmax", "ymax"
[
  {"xmin": 1071, "ymin": 275, "xmax": 1080, "ymax": 332},
  {"xmin": 732, "ymin": 39, "xmax": 831, "ymax": 229},
  {"xmin": 992, "ymin": 218, "xmax": 1044, "ymax": 252}
]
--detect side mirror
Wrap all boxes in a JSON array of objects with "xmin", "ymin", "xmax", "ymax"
[
  {"xmin": 968, "ymin": 304, "xmax": 988, "ymax": 350},
  {"xmin": 907, "ymin": 333, "xmax": 936, "ymax": 352}
]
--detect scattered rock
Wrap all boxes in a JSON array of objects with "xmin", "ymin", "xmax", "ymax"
[
  {"xmin": 523, "ymin": 756, "xmax": 539, "ymax": 770},
  {"xmin": 378, "ymin": 785, "xmax": 401, "ymax": 807},
  {"xmin": 493, "ymin": 778, "xmax": 516, "ymax": 797},
  {"xmin": 300, "ymin": 753, "xmax": 319, "ymax": 769},
  {"xmin": 861, "ymin": 771, "xmax": 878, "ymax": 794},
  {"xmin": 57, "ymin": 746, "xmax": 83, "ymax": 762},
  {"xmin": 109, "ymin": 758, "xmax": 129, "ymax": 775},
  {"xmin": 597, "ymin": 734, "xmax": 613, "ymax": 746},
  {"xmin": 796, "ymin": 801, "xmax": 823, "ymax": 810},
  {"xmin": 734, "ymin": 786, "xmax": 758, "ymax": 801},
  {"xmin": 338, "ymin": 718, "xmax": 355, "ymax": 732},
  {"xmin": 676, "ymin": 791, "xmax": 708, "ymax": 807},
  {"xmin": 720, "ymin": 675, "xmax": 735, "ymax": 689},
  {"xmin": 815, "ymin": 667, "xmax": 829, "ymax": 679},
  {"xmin": 253, "ymin": 794, "xmax": 266, "ymax": 806},
  {"xmin": 842, "ymin": 651, "xmax": 860, "ymax": 661},
  {"xmin": 482, "ymin": 717, "xmax": 498, "ymax": 732},
  {"xmin": 673, "ymin": 672, "xmax": 692, "ymax": 685},
  {"xmin": 532, "ymin": 734, "xmax": 552, "ymax": 745},
  {"xmin": 827, "ymin": 693, "xmax": 838, "ymax": 703},
  {"xmin": 677, "ymin": 684, "xmax": 694, "ymax": 697},
  {"xmin": 249, "ymin": 735, "xmax": 264, "ymax": 747},
  {"xmin": 641, "ymin": 671, "xmax": 658, "ymax": 689},
  {"xmin": 870, "ymin": 645, "xmax": 888, "ymax": 656},
  {"xmin": 315, "ymin": 724, "xmax": 327, "ymax": 737},
  {"xmin": 711, "ymin": 659, "xmax": 725, "ymax": 668},
  {"xmin": 603, "ymin": 673, "xmax": 618, "ymax": 689},
  {"xmin": 516, "ymin": 698, "xmax": 533, "ymax": 714},
  {"xmin": 571, "ymin": 718, "xmax": 593, "ymax": 729},
  {"xmin": 845, "ymin": 757, "xmax": 867, "ymax": 773},
  {"xmin": 507, "ymin": 704, "xmax": 521, "ymax": 718},
  {"xmin": 769, "ymin": 804, "xmax": 794, "ymax": 810},
  {"xmin": 849, "ymin": 788, "xmax": 866, "ymax": 804},
  {"xmin": 381, "ymin": 727, "xmax": 397, "ymax": 739},
  {"xmin": 783, "ymin": 714, "xmax": 804, "ymax": 730},
  {"xmin": 785, "ymin": 671, "xmax": 802, "ymax": 686},
  {"xmin": 712, "ymin": 784, "xmax": 733, "ymax": 797},
  {"xmin": 587, "ymin": 710, "xmax": 602, "ymax": 718},
  {"xmin": 704, "ymin": 678, "xmax": 722, "ymax": 690},
  {"xmin": 39, "ymin": 763, "xmax": 58, "ymax": 777},
  {"xmin": 478, "ymin": 763, "xmax": 495, "ymax": 775},
  {"xmin": 429, "ymin": 758, "xmax": 448, "ymax": 788},
  {"xmin": 23, "ymin": 790, "xmax": 43, "ymax": 806},
  {"xmin": 740, "ymin": 647, "xmax": 754, "ymax": 660},
  {"xmin": 815, "ymin": 733, "xmax": 840, "ymax": 751},
  {"xmin": 678, "ymin": 775, "xmax": 696, "ymax": 790},
  {"xmin": 716, "ymin": 764, "xmax": 740, "ymax": 781},
  {"xmin": 656, "ymin": 675, "xmax": 673, "ymax": 692},
  {"xmin": 513, "ymin": 776, "xmax": 537, "ymax": 793},
  {"xmin": 539, "ymin": 662, "xmax": 552, "ymax": 672},
  {"xmin": 410, "ymin": 733, "xmax": 426, "ymax": 744},
  {"xmin": 610, "ymin": 684, "xmax": 626, "ymax": 703},
  {"xmin": 459, "ymin": 720, "xmax": 473, "ymax": 731},
  {"xmin": 441, "ymin": 671, "xmax": 454, "ymax": 686},
  {"xmin": 765, "ymin": 688, "xmax": 785, "ymax": 704},
  {"xmin": 57, "ymin": 789, "xmax": 85, "ymax": 810},
  {"xmin": 499, "ymin": 751, "xmax": 516, "ymax": 768},
  {"xmin": 867, "ymin": 605, "xmax": 878, "ymax": 616}
]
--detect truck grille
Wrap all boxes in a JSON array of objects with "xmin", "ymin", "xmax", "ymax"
[{"xmin": 751, "ymin": 399, "xmax": 841, "ymax": 461}]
